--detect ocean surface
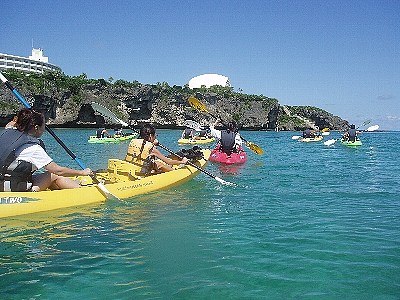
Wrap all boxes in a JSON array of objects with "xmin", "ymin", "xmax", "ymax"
[{"xmin": 1, "ymin": 129, "xmax": 399, "ymax": 299}]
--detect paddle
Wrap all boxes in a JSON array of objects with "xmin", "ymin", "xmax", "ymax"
[
  {"xmin": 324, "ymin": 123, "xmax": 379, "ymax": 146},
  {"xmin": 366, "ymin": 125, "xmax": 379, "ymax": 132},
  {"xmin": 0, "ymin": 72, "xmax": 119, "ymax": 200},
  {"xmin": 188, "ymin": 96, "xmax": 264, "ymax": 155},
  {"xmin": 91, "ymin": 102, "xmax": 236, "ymax": 186},
  {"xmin": 157, "ymin": 143, "xmax": 237, "ymax": 186},
  {"xmin": 91, "ymin": 102, "xmax": 137, "ymax": 134}
]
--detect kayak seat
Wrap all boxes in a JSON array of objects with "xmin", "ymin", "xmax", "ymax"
[{"xmin": 107, "ymin": 159, "xmax": 141, "ymax": 182}]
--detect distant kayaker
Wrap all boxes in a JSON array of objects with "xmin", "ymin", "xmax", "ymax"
[
  {"xmin": 343, "ymin": 124, "xmax": 359, "ymax": 142},
  {"xmin": 114, "ymin": 128, "xmax": 124, "ymax": 137},
  {"xmin": 0, "ymin": 109, "xmax": 92, "ymax": 192},
  {"xmin": 196, "ymin": 128, "xmax": 210, "ymax": 139},
  {"xmin": 96, "ymin": 127, "xmax": 110, "ymax": 138},
  {"xmin": 209, "ymin": 120, "xmax": 243, "ymax": 154},
  {"xmin": 181, "ymin": 127, "xmax": 194, "ymax": 139},
  {"xmin": 303, "ymin": 128, "xmax": 315, "ymax": 138},
  {"xmin": 126, "ymin": 124, "xmax": 188, "ymax": 174}
]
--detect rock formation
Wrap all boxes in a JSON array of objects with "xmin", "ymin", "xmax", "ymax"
[{"xmin": 0, "ymin": 71, "xmax": 349, "ymax": 131}]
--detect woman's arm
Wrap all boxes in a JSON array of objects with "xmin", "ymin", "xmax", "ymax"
[
  {"xmin": 151, "ymin": 148, "xmax": 188, "ymax": 165},
  {"xmin": 44, "ymin": 161, "xmax": 92, "ymax": 176}
]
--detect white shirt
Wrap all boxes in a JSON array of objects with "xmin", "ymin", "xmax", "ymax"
[{"xmin": 15, "ymin": 144, "xmax": 53, "ymax": 171}]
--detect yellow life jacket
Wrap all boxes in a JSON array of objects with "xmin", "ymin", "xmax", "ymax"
[{"xmin": 125, "ymin": 139, "xmax": 154, "ymax": 163}]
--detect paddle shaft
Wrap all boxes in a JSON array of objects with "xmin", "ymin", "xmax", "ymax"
[
  {"xmin": 158, "ymin": 143, "xmax": 217, "ymax": 179},
  {"xmin": 157, "ymin": 143, "xmax": 236, "ymax": 186}
]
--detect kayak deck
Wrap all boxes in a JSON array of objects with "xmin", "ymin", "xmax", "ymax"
[
  {"xmin": 340, "ymin": 139, "xmax": 362, "ymax": 146},
  {"xmin": 298, "ymin": 136, "xmax": 323, "ymax": 142},
  {"xmin": 209, "ymin": 146, "xmax": 247, "ymax": 165},
  {"xmin": 0, "ymin": 149, "xmax": 210, "ymax": 218}
]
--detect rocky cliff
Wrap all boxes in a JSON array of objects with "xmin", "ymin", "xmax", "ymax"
[{"xmin": 0, "ymin": 70, "xmax": 349, "ymax": 131}]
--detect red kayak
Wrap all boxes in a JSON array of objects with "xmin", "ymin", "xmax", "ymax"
[{"xmin": 209, "ymin": 145, "xmax": 247, "ymax": 165}]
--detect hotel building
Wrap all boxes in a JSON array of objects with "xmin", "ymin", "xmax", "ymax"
[{"xmin": 0, "ymin": 48, "xmax": 61, "ymax": 74}]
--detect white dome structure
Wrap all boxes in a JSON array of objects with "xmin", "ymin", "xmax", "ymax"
[{"xmin": 188, "ymin": 74, "xmax": 230, "ymax": 89}]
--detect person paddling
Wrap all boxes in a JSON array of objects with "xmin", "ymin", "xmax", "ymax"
[
  {"xmin": 342, "ymin": 124, "xmax": 360, "ymax": 142},
  {"xmin": 96, "ymin": 127, "xmax": 110, "ymax": 138},
  {"xmin": 125, "ymin": 124, "xmax": 188, "ymax": 174},
  {"xmin": 0, "ymin": 109, "xmax": 92, "ymax": 192},
  {"xmin": 209, "ymin": 120, "xmax": 243, "ymax": 155},
  {"xmin": 181, "ymin": 126, "xmax": 194, "ymax": 139}
]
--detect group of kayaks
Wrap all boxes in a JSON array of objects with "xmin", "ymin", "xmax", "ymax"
[
  {"xmin": 295, "ymin": 133, "xmax": 363, "ymax": 147},
  {"xmin": 0, "ymin": 130, "xmax": 248, "ymax": 218}
]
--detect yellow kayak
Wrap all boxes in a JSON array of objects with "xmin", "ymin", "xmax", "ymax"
[
  {"xmin": 178, "ymin": 137, "xmax": 215, "ymax": 144},
  {"xmin": 0, "ymin": 149, "xmax": 210, "ymax": 218},
  {"xmin": 298, "ymin": 136, "xmax": 323, "ymax": 142}
]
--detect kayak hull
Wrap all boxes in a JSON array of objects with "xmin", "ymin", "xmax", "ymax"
[
  {"xmin": 178, "ymin": 137, "xmax": 215, "ymax": 144},
  {"xmin": 209, "ymin": 146, "xmax": 247, "ymax": 165},
  {"xmin": 88, "ymin": 133, "xmax": 137, "ymax": 144},
  {"xmin": 340, "ymin": 139, "xmax": 362, "ymax": 146},
  {"xmin": 298, "ymin": 136, "xmax": 323, "ymax": 142},
  {"xmin": 0, "ymin": 149, "xmax": 210, "ymax": 218}
]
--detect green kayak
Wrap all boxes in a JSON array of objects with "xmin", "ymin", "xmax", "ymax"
[
  {"xmin": 340, "ymin": 139, "xmax": 362, "ymax": 147},
  {"xmin": 88, "ymin": 133, "xmax": 137, "ymax": 144}
]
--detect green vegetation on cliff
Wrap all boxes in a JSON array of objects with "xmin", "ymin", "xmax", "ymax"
[{"xmin": 0, "ymin": 70, "xmax": 348, "ymax": 130}]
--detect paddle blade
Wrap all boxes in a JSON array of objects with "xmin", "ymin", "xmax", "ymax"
[
  {"xmin": 366, "ymin": 125, "xmax": 379, "ymax": 132},
  {"xmin": 188, "ymin": 96, "xmax": 209, "ymax": 113},
  {"xmin": 91, "ymin": 102, "xmax": 129, "ymax": 127},
  {"xmin": 292, "ymin": 136, "xmax": 301, "ymax": 140},
  {"xmin": 215, "ymin": 176, "xmax": 237, "ymax": 186},
  {"xmin": 96, "ymin": 182, "xmax": 121, "ymax": 201},
  {"xmin": 183, "ymin": 120, "xmax": 202, "ymax": 131},
  {"xmin": 246, "ymin": 141, "xmax": 264, "ymax": 155},
  {"xmin": 362, "ymin": 120, "xmax": 371, "ymax": 126},
  {"xmin": 324, "ymin": 139, "xmax": 337, "ymax": 146}
]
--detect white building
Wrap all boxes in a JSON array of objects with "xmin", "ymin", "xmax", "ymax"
[
  {"xmin": 0, "ymin": 48, "xmax": 61, "ymax": 74},
  {"xmin": 189, "ymin": 74, "xmax": 230, "ymax": 89}
]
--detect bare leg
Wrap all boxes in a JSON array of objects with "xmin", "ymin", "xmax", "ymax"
[
  {"xmin": 155, "ymin": 161, "xmax": 174, "ymax": 172},
  {"xmin": 32, "ymin": 172, "xmax": 80, "ymax": 191}
]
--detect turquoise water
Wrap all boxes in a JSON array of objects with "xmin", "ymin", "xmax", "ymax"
[{"xmin": 1, "ymin": 129, "xmax": 399, "ymax": 299}]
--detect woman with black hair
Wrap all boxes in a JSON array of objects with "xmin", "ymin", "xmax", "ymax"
[
  {"xmin": 0, "ymin": 109, "xmax": 92, "ymax": 192},
  {"xmin": 125, "ymin": 124, "xmax": 188, "ymax": 174}
]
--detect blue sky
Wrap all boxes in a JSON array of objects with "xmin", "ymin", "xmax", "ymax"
[{"xmin": 1, "ymin": 0, "xmax": 399, "ymax": 130}]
